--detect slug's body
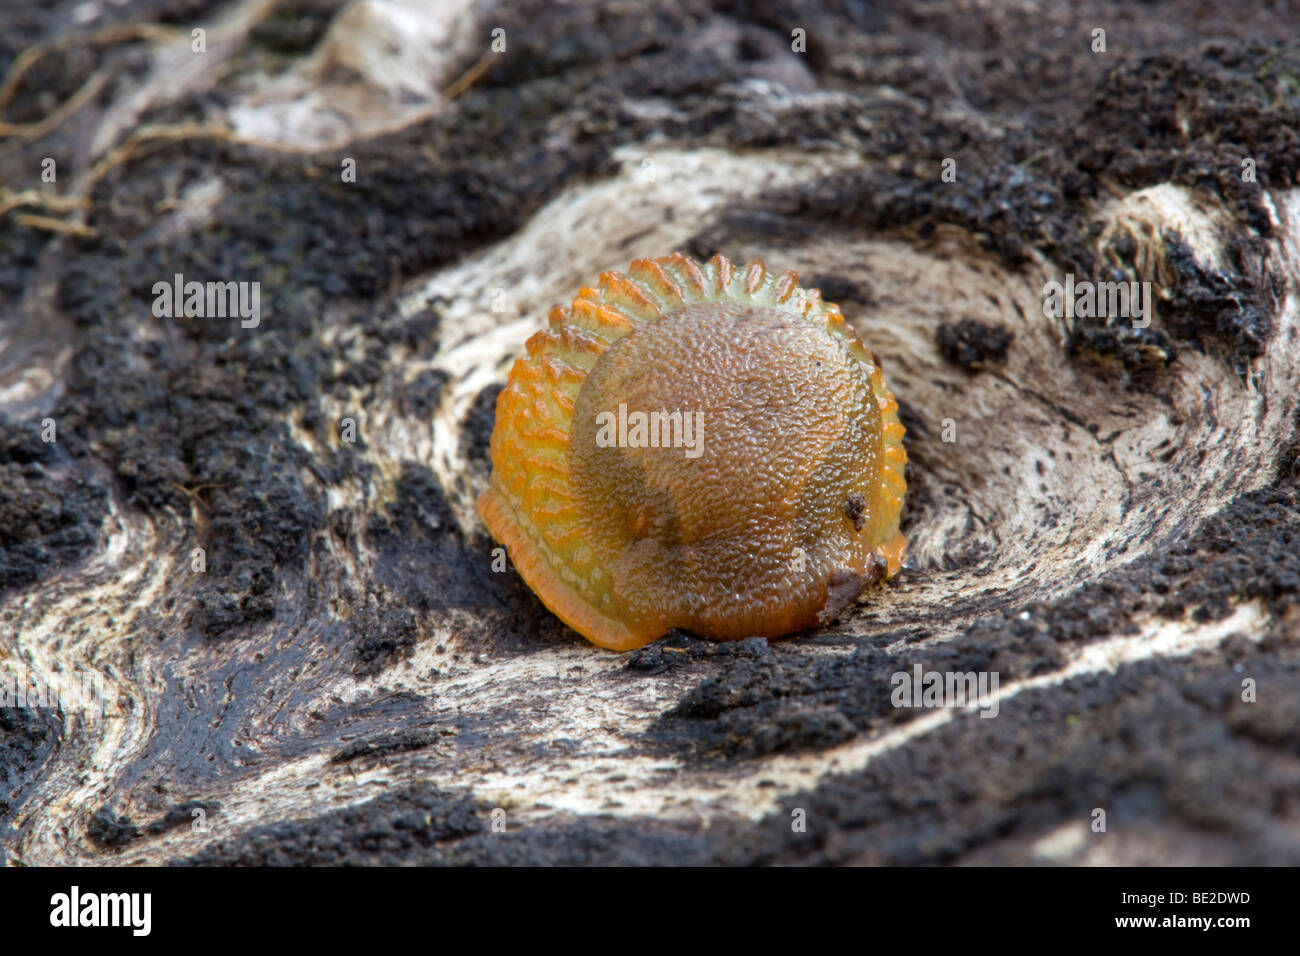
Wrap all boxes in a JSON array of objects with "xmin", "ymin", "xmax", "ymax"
[{"xmin": 477, "ymin": 253, "xmax": 907, "ymax": 651}]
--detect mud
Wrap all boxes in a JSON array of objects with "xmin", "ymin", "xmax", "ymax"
[
  {"xmin": 935, "ymin": 319, "xmax": 1014, "ymax": 371},
  {"xmin": 0, "ymin": 419, "xmax": 106, "ymax": 589},
  {"xmin": 173, "ymin": 784, "xmax": 485, "ymax": 866}
]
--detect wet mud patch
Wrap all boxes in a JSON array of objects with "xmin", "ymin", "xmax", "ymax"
[
  {"xmin": 328, "ymin": 726, "xmax": 458, "ymax": 765},
  {"xmin": 359, "ymin": 464, "xmax": 580, "ymax": 662},
  {"xmin": 935, "ymin": 319, "xmax": 1014, "ymax": 371},
  {"xmin": 435, "ymin": 816, "xmax": 733, "ymax": 867},
  {"xmin": 458, "ymin": 383, "xmax": 504, "ymax": 474},
  {"xmin": 108, "ymin": 659, "xmax": 495, "ymax": 829},
  {"xmin": 86, "ymin": 800, "xmax": 220, "ymax": 851},
  {"xmin": 624, "ymin": 632, "xmax": 778, "ymax": 676},
  {"xmin": 0, "ymin": 418, "xmax": 107, "ymax": 591},
  {"xmin": 645, "ymin": 617, "xmax": 1063, "ymax": 760},
  {"xmin": 172, "ymin": 784, "xmax": 486, "ymax": 866},
  {"xmin": 0, "ymin": 706, "xmax": 61, "ymax": 824},
  {"xmin": 742, "ymin": 640, "xmax": 1300, "ymax": 865},
  {"xmin": 1158, "ymin": 232, "xmax": 1281, "ymax": 377}
]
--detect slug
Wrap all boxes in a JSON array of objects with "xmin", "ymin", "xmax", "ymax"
[{"xmin": 477, "ymin": 253, "xmax": 907, "ymax": 651}]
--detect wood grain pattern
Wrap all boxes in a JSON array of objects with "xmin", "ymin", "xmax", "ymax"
[{"xmin": 2, "ymin": 0, "xmax": 1299, "ymax": 865}]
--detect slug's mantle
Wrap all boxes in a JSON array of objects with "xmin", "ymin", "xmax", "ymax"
[{"xmin": 477, "ymin": 253, "xmax": 907, "ymax": 651}]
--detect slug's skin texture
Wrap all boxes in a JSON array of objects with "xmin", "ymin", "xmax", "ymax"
[{"xmin": 476, "ymin": 253, "xmax": 907, "ymax": 651}]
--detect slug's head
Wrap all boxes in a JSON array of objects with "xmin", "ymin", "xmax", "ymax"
[{"xmin": 477, "ymin": 253, "xmax": 906, "ymax": 650}]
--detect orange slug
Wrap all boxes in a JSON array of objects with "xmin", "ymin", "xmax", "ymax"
[{"xmin": 477, "ymin": 253, "xmax": 907, "ymax": 651}]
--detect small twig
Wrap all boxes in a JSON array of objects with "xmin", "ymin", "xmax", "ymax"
[
  {"xmin": 0, "ymin": 188, "xmax": 91, "ymax": 216},
  {"xmin": 2, "ymin": 66, "xmax": 115, "ymax": 140},
  {"xmin": 442, "ymin": 48, "xmax": 497, "ymax": 101},
  {"xmin": 0, "ymin": 23, "xmax": 180, "ymax": 117},
  {"xmin": 82, "ymin": 122, "xmax": 300, "ymax": 194},
  {"xmin": 11, "ymin": 213, "xmax": 98, "ymax": 237}
]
